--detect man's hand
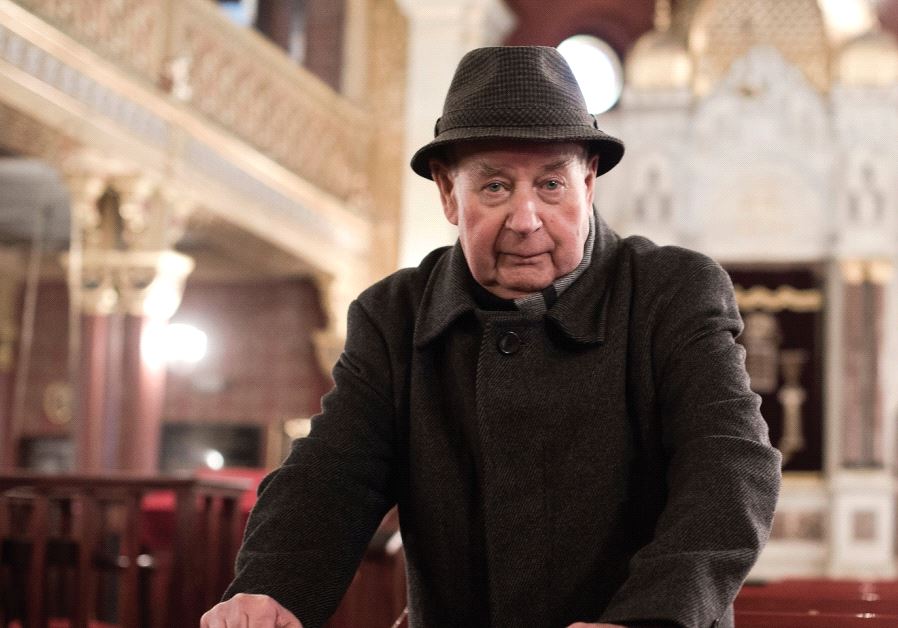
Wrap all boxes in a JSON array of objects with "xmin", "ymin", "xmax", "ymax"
[{"xmin": 200, "ymin": 593, "xmax": 303, "ymax": 628}]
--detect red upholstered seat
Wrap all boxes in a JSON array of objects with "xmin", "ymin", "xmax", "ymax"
[
  {"xmin": 735, "ymin": 611, "xmax": 898, "ymax": 627},
  {"xmin": 736, "ymin": 579, "xmax": 898, "ymax": 627}
]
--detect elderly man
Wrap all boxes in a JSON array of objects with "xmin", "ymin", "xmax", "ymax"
[{"xmin": 201, "ymin": 46, "xmax": 781, "ymax": 628}]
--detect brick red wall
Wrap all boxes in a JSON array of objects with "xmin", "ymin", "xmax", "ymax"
[
  {"xmin": 163, "ymin": 277, "xmax": 331, "ymax": 426},
  {"xmin": 15, "ymin": 278, "xmax": 330, "ymax": 437},
  {"xmin": 13, "ymin": 281, "xmax": 69, "ymax": 437}
]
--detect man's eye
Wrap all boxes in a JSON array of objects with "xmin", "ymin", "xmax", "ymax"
[
  {"xmin": 485, "ymin": 182, "xmax": 504, "ymax": 193},
  {"xmin": 544, "ymin": 179, "xmax": 561, "ymax": 190}
]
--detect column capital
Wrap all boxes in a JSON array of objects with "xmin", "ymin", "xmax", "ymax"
[
  {"xmin": 60, "ymin": 166, "xmax": 197, "ymax": 317},
  {"xmin": 109, "ymin": 174, "xmax": 192, "ymax": 251},
  {"xmin": 839, "ymin": 258, "xmax": 895, "ymax": 285},
  {"xmin": 63, "ymin": 249, "xmax": 195, "ymax": 318}
]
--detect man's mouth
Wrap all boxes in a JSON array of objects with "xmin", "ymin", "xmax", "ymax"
[{"xmin": 500, "ymin": 252, "xmax": 547, "ymax": 263}]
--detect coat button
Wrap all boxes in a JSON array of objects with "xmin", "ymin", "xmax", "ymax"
[{"xmin": 497, "ymin": 331, "xmax": 521, "ymax": 355}]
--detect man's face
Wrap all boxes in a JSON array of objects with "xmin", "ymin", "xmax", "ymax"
[{"xmin": 431, "ymin": 140, "xmax": 598, "ymax": 299}]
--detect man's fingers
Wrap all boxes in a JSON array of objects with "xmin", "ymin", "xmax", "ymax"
[
  {"xmin": 200, "ymin": 593, "xmax": 302, "ymax": 628},
  {"xmin": 275, "ymin": 606, "xmax": 303, "ymax": 628}
]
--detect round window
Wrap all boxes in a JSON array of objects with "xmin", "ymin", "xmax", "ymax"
[{"xmin": 557, "ymin": 35, "xmax": 624, "ymax": 114}]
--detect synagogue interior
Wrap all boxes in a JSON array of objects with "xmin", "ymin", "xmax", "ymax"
[{"xmin": 1, "ymin": 0, "xmax": 898, "ymax": 625}]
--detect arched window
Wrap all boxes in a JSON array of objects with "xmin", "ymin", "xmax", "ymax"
[{"xmin": 557, "ymin": 35, "xmax": 624, "ymax": 114}]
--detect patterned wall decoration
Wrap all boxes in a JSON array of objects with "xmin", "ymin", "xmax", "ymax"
[
  {"xmin": 689, "ymin": 0, "xmax": 831, "ymax": 94},
  {"xmin": 728, "ymin": 266, "xmax": 825, "ymax": 472}
]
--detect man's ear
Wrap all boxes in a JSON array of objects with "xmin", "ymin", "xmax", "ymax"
[
  {"xmin": 430, "ymin": 159, "xmax": 459, "ymax": 225},
  {"xmin": 584, "ymin": 152, "xmax": 599, "ymax": 205}
]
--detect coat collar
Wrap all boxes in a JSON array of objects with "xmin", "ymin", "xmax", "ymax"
[{"xmin": 413, "ymin": 210, "xmax": 621, "ymax": 348}]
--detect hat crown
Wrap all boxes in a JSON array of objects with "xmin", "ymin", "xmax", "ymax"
[
  {"xmin": 437, "ymin": 46, "xmax": 593, "ymax": 134},
  {"xmin": 409, "ymin": 45, "xmax": 625, "ymax": 179}
]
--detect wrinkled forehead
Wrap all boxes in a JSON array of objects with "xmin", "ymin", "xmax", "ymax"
[{"xmin": 447, "ymin": 139, "xmax": 589, "ymax": 173}]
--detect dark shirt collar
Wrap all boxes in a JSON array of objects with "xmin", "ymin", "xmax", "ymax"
[{"xmin": 413, "ymin": 210, "xmax": 621, "ymax": 348}]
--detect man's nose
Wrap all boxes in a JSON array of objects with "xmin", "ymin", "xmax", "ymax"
[{"xmin": 504, "ymin": 191, "xmax": 542, "ymax": 235}]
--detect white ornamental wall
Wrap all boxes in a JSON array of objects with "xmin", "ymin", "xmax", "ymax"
[{"xmin": 607, "ymin": 44, "xmax": 898, "ymax": 579}]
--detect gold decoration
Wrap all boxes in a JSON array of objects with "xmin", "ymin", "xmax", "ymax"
[
  {"xmin": 839, "ymin": 260, "xmax": 894, "ymax": 286},
  {"xmin": 626, "ymin": 31, "xmax": 693, "ymax": 90},
  {"xmin": 777, "ymin": 349, "xmax": 809, "ymax": 466},
  {"xmin": 734, "ymin": 285, "xmax": 824, "ymax": 312},
  {"xmin": 742, "ymin": 312, "xmax": 781, "ymax": 394},
  {"xmin": 689, "ymin": 0, "xmax": 831, "ymax": 95},
  {"xmin": 626, "ymin": 0, "xmax": 692, "ymax": 90}
]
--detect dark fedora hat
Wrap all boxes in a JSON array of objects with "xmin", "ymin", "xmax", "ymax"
[{"xmin": 410, "ymin": 46, "xmax": 625, "ymax": 180}]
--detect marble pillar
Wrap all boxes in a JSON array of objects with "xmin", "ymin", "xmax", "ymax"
[
  {"xmin": 117, "ymin": 250, "xmax": 194, "ymax": 473},
  {"xmin": 65, "ymin": 167, "xmax": 194, "ymax": 473},
  {"xmin": 827, "ymin": 258, "xmax": 896, "ymax": 578}
]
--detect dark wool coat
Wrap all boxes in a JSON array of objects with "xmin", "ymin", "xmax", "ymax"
[{"xmin": 224, "ymin": 214, "xmax": 782, "ymax": 628}]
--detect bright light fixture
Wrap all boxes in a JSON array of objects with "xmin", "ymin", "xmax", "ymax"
[
  {"xmin": 818, "ymin": 0, "xmax": 876, "ymax": 44},
  {"xmin": 204, "ymin": 449, "xmax": 225, "ymax": 471},
  {"xmin": 163, "ymin": 323, "xmax": 208, "ymax": 366},
  {"xmin": 557, "ymin": 35, "xmax": 624, "ymax": 115}
]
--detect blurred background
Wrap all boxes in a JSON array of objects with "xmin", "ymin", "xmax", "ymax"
[{"xmin": 0, "ymin": 0, "xmax": 897, "ymax": 626}]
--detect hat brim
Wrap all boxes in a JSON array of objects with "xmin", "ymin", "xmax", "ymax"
[{"xmin": 410, "ymin": 125, "xmax": 625, "ymax": 180}]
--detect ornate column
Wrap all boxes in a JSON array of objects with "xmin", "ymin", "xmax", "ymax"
[
  {"xmin": 119, "ymin": 250, "xmax": 194, "ymax": 473},
  {"xmin": 827, "ymin": 258, "xmax": 896, "ymax": 577},
  {"xmin": 395, "ymin": 0, "xmax": 515, "ymax": 268},
  {"xmin": 66, "ymin": 167, "xmax": 194, "ymax": 473},
  {"xmin": 64, "ymin": 169, "xmax": 113, "ymax": 472}
]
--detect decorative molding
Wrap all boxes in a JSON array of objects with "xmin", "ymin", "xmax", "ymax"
[
  {"xmin": 734, "ymin": 285, "xmax": 824, "ymax": 312},
  {"xmin": 182, "ymin": 138, "xmax": 358, "ymax": 253},
  {"xmin": 0, "ymin": 20, "xmax": 170, "ymax": 149},
  {"xmin": 839, "ymin": 259, "xmax": 895, "ymax": 285},
  {"xmin": 689, "ymin": 0, "xmax": 830, "ymax": 95}
]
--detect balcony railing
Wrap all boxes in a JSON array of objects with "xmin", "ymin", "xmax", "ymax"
[{"xmin": 10, "ymin": 0, "xmax": 371, "ymax": 210}]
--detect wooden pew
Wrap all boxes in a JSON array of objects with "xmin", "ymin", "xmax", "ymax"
[{"xmin": 0, "ymin": 473, "xmax": 248, "ymax": 628}]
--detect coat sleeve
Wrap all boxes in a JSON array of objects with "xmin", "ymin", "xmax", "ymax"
[
  {"xmin": 222, "ymin": 299, "xmax": 397, "ymax": 628},
  {"xmin": 599, "ymin": 258, "xmax": 782, "ymax": 628}
]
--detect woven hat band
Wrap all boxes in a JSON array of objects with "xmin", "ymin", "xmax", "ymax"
[{"xmin": 436, "ymin": 107, "xmax": 594, "ymax": 135}]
